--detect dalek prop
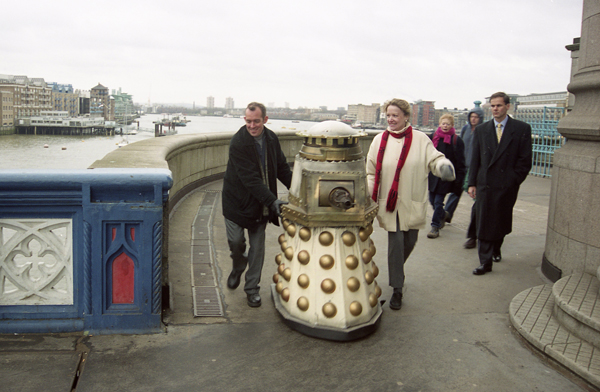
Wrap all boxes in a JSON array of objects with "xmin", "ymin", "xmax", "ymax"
[{"xmin": 271, "ymin": 121, "xmax": 382, "ymax": 341}]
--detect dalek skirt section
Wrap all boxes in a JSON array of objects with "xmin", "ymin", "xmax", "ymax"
[{"xmin": 271, "ymin": 121, "xmax": 381, "ymax": 341}]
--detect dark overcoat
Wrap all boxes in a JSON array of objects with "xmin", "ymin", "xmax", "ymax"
[
  {"xmin": 222, "ymin": 126, "xmax": 293, "ymax": 229},
  {"xmin": 468, "ymin": 117, "xmax": 532, "ymax": 241},
  {"xmin": 428, "ymin": 134, "xmax": 466, "ymax": 195}
]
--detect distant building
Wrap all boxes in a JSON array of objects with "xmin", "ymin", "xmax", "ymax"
[
  {"xmin": 515, "ymin": 92, "xmax": 568, "ymax": 108},
  {"xmin": 50, "ymin": 83, "xmax": 79, "ymax": 117},
  {"xmin": 207, "ymin": 96, "xmax": 214, "ymax": 109},
  {"xmin": 225, "ymin": 97, "xmax": 234, "ymax": 111},
  {"xmin": 1, "ymin": 89, "xmax": 14, "ymax": 127},
  {"xmin": 347, "ymin": 103, "xmax": 380, "ymax": 125},
  {"xmin": 481, "ymin": 91, "xmax": 568, "ymax": 124},
  {"xmin": 310, "ymin": 112, "xmax": 339, "ymax": 121},
  {"xmin": 91, "ymin": 83, "xmax": 111, "ymax": 120},
  {"xmin": 111, "ymin": 88, "xmax": 134, "ymax": 124},
  {"xmin": 411, "ymin": 100, "xmax": 435, "ymax": 129},
  {"xmin": 0, "ymin": 74, "xmax": 52, "ymax": 119},
  {"xmin": 79, "ymin": 90, "xmax": 90, "ymax": 116}
]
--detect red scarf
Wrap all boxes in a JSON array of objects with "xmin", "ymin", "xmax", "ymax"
[
  {"xmin": 372, "ymin": 127, "xmax": 413, "ymax": 212},
  {"xmin": 432, "ymin": 127, "xmax": 456, "ymax": 148}
]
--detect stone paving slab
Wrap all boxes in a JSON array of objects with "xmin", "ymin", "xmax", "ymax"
[
  {"xmin": 510, "ymin": 284, "xmax": 600, "ymax": 387},
  {"xmin": 553, "ymin": 273, "xmax": 600, "ymax": 332},
  {"xmin": 0, "ymin": 351, "xmax": 80, "ymax": 392}
]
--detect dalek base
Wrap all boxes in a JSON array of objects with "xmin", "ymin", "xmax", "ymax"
[{"xmin": 271, "ymin": 283, "xmax": 382, "ymax": 341}]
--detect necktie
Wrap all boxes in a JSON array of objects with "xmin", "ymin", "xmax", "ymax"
[{"xmin": 496, "ymin": 123, "xmax": 503, "ymax": 143}]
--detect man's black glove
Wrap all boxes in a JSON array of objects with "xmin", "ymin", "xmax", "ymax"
[{"xmin": 269, "ymin": 199, "xmax": 288, "ymax": 217}]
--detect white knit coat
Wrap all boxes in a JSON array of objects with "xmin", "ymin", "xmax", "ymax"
[{"xmin": 366, "ymin": 129, "xmax": 453, "ymax": 232}]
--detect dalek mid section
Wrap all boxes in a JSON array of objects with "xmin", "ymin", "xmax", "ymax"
[{"xmin": 271, "ymin": 121, "xmax": 382, "ymax": 341}]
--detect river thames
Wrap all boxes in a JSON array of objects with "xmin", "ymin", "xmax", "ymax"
[{"xmin": 0, "ymin": 114, "xmax": 316, "ymax": 169}]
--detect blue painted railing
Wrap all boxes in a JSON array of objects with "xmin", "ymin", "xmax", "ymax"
[
  {"xmin": 515, "ymin": 106, "xmax": 566, "ymax": 178},
  {"xmin": 0, "ymin": 169, "xmax": 172, "ymax": 334}
]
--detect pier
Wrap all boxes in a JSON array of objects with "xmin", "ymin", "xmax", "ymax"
[
  {"xmin": 14, "ymin": 111, "xmax": 120, "ymax": 136},
  {"xmin": 15, "ymin": 124, "xmax": 115, "ymax": 136}
]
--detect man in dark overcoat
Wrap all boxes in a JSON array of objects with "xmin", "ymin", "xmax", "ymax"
[
  {"xmin": 467, "ymin": 92, "xmax": 532, "ymax": 275},
  {"xmin": 222, "ymin": 102, "xmax": 293, "ymax": 306}
]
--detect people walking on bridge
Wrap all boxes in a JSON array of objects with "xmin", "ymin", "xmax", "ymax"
[
  {"xmin": 426, "ymin": 113, "xmax": 466, "ymax": 239},
  {"xmin": 459, "ymin": 103, "xmax": 485, "ymax": 249},
  {"xmin": 366, "ymin": 98, "xmax": 455, "ymax": 310},
  {"xmin": 222, "ymin": 102, "xmax": 293, "ymax": 307},
  {"xmin": 468, "ymin": 92, "xmax": 532, "ymax": 275}
]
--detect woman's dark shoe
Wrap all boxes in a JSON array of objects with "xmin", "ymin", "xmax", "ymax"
[{"xmin": 389, "ymin": 292, "xmax": 403, "ymax": 310}]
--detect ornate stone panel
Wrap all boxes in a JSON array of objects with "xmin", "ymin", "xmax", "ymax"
[{"xmin": 0, "ymin": 219, "xmax": 73, "ymax": 305}]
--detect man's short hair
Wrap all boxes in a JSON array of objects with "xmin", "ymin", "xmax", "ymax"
[
  {"xmin": 246, "ymin": 102, "xmax": 267, "ymax": 119},
  {"xmin": 490, "ymin": 92, "xmax": 510, "ymax": 105}
]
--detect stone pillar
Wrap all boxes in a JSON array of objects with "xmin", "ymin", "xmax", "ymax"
[{"xmin": 543, "ymin": 1, "xmax": 600, "ymax": 280}]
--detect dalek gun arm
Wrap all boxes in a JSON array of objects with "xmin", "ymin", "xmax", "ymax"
[{"xmin": 329, "ymin": 187, "xmax": 354, "ymax": 210}]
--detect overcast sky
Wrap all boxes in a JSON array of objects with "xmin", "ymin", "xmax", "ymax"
[{"xmin": 2, "ymin": 0, "xmax": 583, "ymax": 110}]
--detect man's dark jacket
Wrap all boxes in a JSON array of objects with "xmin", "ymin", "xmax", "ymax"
[
  {"xmin": 468, "ymin": 116, "xmax": 532, "ymax": 241},
  {"xmin": 222, "ymin": 125, "xmax": 293, "ymax": 229}
]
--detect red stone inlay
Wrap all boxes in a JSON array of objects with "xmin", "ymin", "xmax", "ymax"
[
  {"xmin": 112, "ymin": 228, "xmax": 116, "ymax": 241},
  {"xmin": 130, "ymin": 227, "xmax": 135, "ymax": 242},
  {"xmin": 112, "ymin": 253, "xmax": 134, "ymax": 304}
]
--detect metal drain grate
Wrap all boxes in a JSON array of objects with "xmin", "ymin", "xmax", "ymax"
[
  {"xmin": 191, "ymin": 190, "xmax": 224, "ymax": 317},
  {"xmin": 192, "ymin": 286, "xmax": 223, "ymax": 316}
]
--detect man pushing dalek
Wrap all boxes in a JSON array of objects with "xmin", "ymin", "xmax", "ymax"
[{"xmin": 271, "ymin": 121, "xmax": 382, "ymax": 341}]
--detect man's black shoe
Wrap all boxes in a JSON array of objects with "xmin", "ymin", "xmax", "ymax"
[
  {"xmin": 247, "ymin": 293, "xmax": 261, "ymax": 307},
  {"xmin": 463, "ymin": 238, "xmax": 477, "ymax": 249},
  {"xmin": 473, "ymin": 264, "xmax": 493, "ymax": 275},
  {"xmin": 492, "ymin": 254, "xmax": 502, "ymax": 263},
  {"xmin": 227, "ymin": 270, "xmax": 242, "ymax": 289},
  {"xmin": 389, "ymin": 292, "xmax": 403, "ymax": 310}
]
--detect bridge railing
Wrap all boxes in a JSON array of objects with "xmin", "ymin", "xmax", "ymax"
[{"xmin": 0, "ymin": 169, "xmax": 172, "ymax": 334}]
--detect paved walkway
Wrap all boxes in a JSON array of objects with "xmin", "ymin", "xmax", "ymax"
[{"xmin": 1, "ymin": 175, "xmax": 597, "ymax": 391}]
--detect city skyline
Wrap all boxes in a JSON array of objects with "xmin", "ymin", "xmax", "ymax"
[{"xmin": 2, "ymin": 0, "xmax": 583, "ymax": 110}]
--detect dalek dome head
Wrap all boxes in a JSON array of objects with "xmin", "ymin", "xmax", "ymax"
[{"xmin": 297, "ymin": 121, "xmax": 367, "ymax": 162}]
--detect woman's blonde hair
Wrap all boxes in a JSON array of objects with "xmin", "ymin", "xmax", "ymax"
[
  {"xmin": 384, "ymin": 99, "xmax": 411, "ymax": 117},
  {"xmin": 439, "ymin": 113, "xmax": 455, "ymax": 126}
]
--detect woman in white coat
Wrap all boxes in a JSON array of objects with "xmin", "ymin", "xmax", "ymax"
[{"xmin": 366, "ymin": 99, "xmax": 455, "ymax": 310}]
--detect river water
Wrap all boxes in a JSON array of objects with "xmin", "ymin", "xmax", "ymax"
[{"xmin": 0, "ymin": 114, "xmax": 315, "ymax": 169}]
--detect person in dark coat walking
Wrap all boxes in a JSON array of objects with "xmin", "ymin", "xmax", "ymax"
[
  {"xmin": 427, "ymin": 114, "xmax": 466, "ymax": 239},
  {"xmin": 460, "ymin": 103, "xmax": 485, "ymax": 249},
  {"xmin": 468, "ymin": 92, "xmax": 532, "ymax": 275},
  {"xmin": 222, "ymin": 102, "xmax": 293, "ymax": 306}
]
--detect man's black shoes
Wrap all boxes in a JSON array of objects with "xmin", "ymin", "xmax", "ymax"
[
  {"xmin": 473, "ymin": 263, "xmax": 493, "ymax": 275},
  {"xmin": 389, "ymin": 292, "xmax": 403, "ymax": 310},
  {"xmin": 227, "ymin": 270, "xmax": 242, "ymax": 289},
  {"xmin": 463, "ymin": 238, "xmax": 477, "ymax": 249},
  {"xmin": 247, "ymin": 293, "xmax": 261, "ymax": 307},
  {"xmin": 492, "ymin": 254, "xmax": 502, "ymax": 263}
]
